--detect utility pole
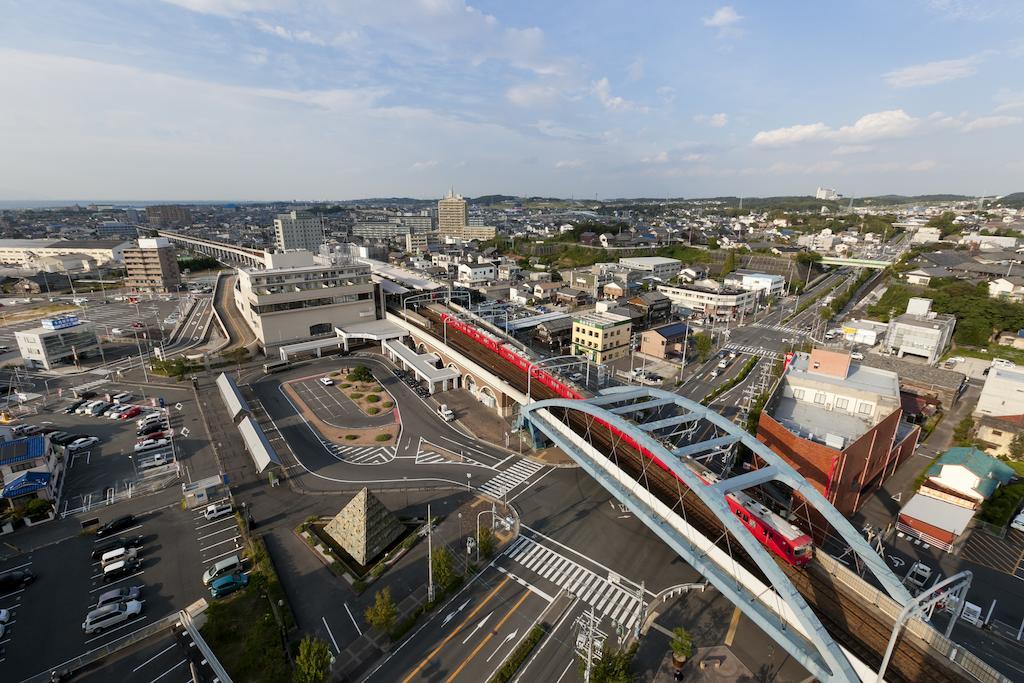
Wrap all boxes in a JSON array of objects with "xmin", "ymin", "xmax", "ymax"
[
  {"xmin": 575, "ymin": 607, "xmax": 605, "ymax": 683},
  {"xmin": 427, "ymin": 503, "xmax": 434, "ymax": 603}
]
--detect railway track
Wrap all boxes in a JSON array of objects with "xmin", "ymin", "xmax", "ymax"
[{"xmin": 415, "ymin": 305, "xmax": 967, "ymax": 683}]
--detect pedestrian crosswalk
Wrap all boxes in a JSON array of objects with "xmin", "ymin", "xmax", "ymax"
[
  {"xmin": 723, "ymin": 344, "xmax": 782, "ymax": 361},
  {"xmin": 504, "ymin": 536, "xmax": 644, "ymax": 631},
  {"xmin": 479, "ymin": 459, "xmax": 543, "ymax": 499},
  {"xmin": 751, "ymin": 322, "xmax": 805, "ymax": 335},
  {"xmin": 326, "ymin": 443, "xmax": 396, "ymax": 465}
]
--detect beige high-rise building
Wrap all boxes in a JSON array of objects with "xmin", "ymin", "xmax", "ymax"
[
  {"xmin": 437, "ymin": 189, "xmax": 468, "ymax": 240},
  {"xmin": 274, "ymin": 210, "xmax": 325, "ymax": 252},
  {"xmin": 124, "ymin": 237, "xmax": 181, "ymax": 293}
]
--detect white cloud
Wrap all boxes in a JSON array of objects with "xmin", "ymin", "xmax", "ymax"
[
  {"xmin": 832, "ymin": 145, "xmax": 874, "ymax": 155},
  {"xmin": 962, "ymin": 115, "xmax": 1023, "ymax": 131},
  {"xmin": 883, "ymin": 56, "xmax": 979, "ymax": 88},
  {"xmin": 555, "ymin": 159, "xmax": 584, "ymax": 169},
  {"xmin": 506, "ymin": 83, "xmax": 561, "ymax": 107},
  {"xmin": 752, "ymin": 122, "xmax": 831, "ymax": 147},
  {"xmin": 752, "ymin": 110, "xmax": 920, "ymax": 147},
  {"xmin": 532, "ymin": 120, "xmax": 587, "ymax": 140},
  {"xmin": 160, "ymin": 0, "xmax": 282, "ymax": 16},
  {"xmin": 641, "ymin": 151, "xmax": 669, "ymax": 164},
  {"xmin": 410, "ymin": 160, "xmax": 439, "ymax": 171},
  {"xmin": 703, "ymin": 6, "xmax": 743, "ymax": 28},
  {"xmin": 656, "ymin": 86, "xmax": 676, "ymax": 103},
  {"xmin": 694, "ymin": 113, "xmax": 728, "ymax": 127},
  {"xmin": 592, "ymin": 77, "xmax": 645, "ymax": 112},
  {"xmin": 995, "ymin": 88, "xmax": 1024, "ymax": 112},
  {"xmin": 252, "ymin": 19, "xmax": 327, "ymax": 46}
]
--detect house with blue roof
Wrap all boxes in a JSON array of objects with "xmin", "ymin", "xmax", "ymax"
[
  {"xmin": 0, "ymin": 434, "xmax": 61, "ymax": 510},
  {"xmin": 922, "ymin": 446, "xmax": 1016, "ymax": 510}
]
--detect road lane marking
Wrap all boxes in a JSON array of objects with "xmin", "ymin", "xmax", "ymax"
[
  {"xmin": 344, "ymin": 602, "xmax": 361, "ymax": 636},
  {"xmin": 323, "ymin": 616, "xmax": 341, "ymax": 653},
  {"xmin": 132, "ymin": 642, "xmax": 178, "ymax": 672},
  {"xmin": 400, "ymin": 576, "xmax": 510, "ymax": 683},
  {"xmin": 445, "ymin": 589, "xmax": 531, "ymax": 682}
]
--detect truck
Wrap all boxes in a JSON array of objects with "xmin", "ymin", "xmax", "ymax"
[
  {"xmin": 903, "ymin": 561, "xmax": 933, "ymax": 594},
  {"xmin": 437, "ymin": 404, "xmax": 455, "ymax": 422}
]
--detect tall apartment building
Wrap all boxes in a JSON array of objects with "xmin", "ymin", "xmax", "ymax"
[
  {"xmin": 145, "ymin": 205, "xmax": 192, "ymax": 227},
  {"xmin": 571, "ymin": 312, "xmax": 632, "ymax": 364},
  {"xmin": 124, "ymin": 237, "xmax": 181, "ymax": 293},
  {"xmin": 274, "ymin": 211, "xmax": 325, "ymax": 252},
  {"xmin": 438, "ymin": 189, "xmax": 468, "ymax": 240},
  {"xmin": 233, "ymin": 250, "xmax": 378, "ymax": 349}
]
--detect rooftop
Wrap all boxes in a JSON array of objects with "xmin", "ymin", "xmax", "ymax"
[
  {"xmin": 573, "ymin": 311, "xmax": 631, "ymax": 328},
  {"xmin": 618, "ymin": 256, "xmax": 681, "ymax": 267},
  {"xmin": 787, "ymin": 351, "xmax": 899, "ymax": 399}
]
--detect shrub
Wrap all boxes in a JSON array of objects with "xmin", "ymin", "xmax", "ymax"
[
  {"xmin": 369, "ymin": 564, "xmax": 385, "ymax": 579},
  {"xmin": 350, "ymin": 365, "xmax": 374, "ymax": 383},
  {"xmin": 340, "ymin": 383, "xmax": 352, "ymax": 388},
  {"xmin": 367, "ymin": 407, "xmax": 380, "ymax": 415},
  {"xmin": 366, "ymin": 394, "xmax": 380, "ymax": 403},
  {"xmin": 346, "ymin": 374, "xmax": 357, "ymax": 382},
  {"xmin": 375, "ymin": 434, "xmax": 392, "ymax": 442},
  {"xmin": 349, "ymin": 392, "xmax": 364, "ymax": 399},
  {"xmin": 24, "ymin": 498, "xmax": 52, "ymax": 519},
  {"xmin": 383, "ymin": 401, "xmax": 394, "ymax": 408},
  {"xmin": 345, "ymin": 434, "xmax": 358, "ymax": 440}
]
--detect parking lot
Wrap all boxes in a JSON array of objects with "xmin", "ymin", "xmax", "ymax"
[
  {"xmin": 0, "ymin": 297, "xmax": 187, "ymax": 347},
  {"xmin": 960, "ymin": 527, "xmax": 1024, "ymax": 579},
  {"xmin": 75, "ymin": 628, "xmax": 215, "ymax": 683},
  {"xmin": 288, "ymin": 376, "xmax": 394, "ymax": 427},
  {"xmin": 0, "ymin": 503, "xmax": 226, "ymax": 680}
]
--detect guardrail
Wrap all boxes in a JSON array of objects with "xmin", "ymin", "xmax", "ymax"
[{"xmin": 181, "ymin": 606, "xmax": 233, "ymax": 683}]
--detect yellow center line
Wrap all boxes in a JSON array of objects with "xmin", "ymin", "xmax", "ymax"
[
  {"xmin": 401, "ymin": 576, "xmax": 510, "ymax": 683},
  {"xmin": 445, "ymin": 588, "xmax": 531, "ymax": 683}
]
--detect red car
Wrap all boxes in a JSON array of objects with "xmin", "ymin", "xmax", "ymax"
[
  {"xmin": 120, "ymin": 406, "xmax": 143, "ymax": 420},
  {"xmin": 137, "ymin": 431, "xmax": 165, "ymax": 444},
  {"xmin": 130, "ymin": 322, "xmax": 144, "ymax": 329}
]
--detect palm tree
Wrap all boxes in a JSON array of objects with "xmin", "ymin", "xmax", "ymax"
[{"xmin": 670, "ymin": 627, "xmax": 693, "ymax": 668}]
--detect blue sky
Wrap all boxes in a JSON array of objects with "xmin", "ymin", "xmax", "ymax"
[{"xmin": 1, "ymin": 0, "xmax": 1022, "ymax": 201}]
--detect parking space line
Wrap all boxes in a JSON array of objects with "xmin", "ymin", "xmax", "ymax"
[
  {"xmin": 148, "ymin": 658, "xmax": 188, "ymax": 683},
  {"xmin": 93, "ymin": 524, "xmax": 144, "ymax": 541},
  {"xmin": 203, "ymin": 546, "xmax": 244, "ymax": 563},
  {"xmin": 199, "ymin": 535, "xmax": 241, "ymax": 553},
  {"xmin": 195, "ymin": 517, "xmax": 234, "ymax": 531},
  {"xmin": 0, "ymin": 588, "xmax": 25, "ymax": 601},
  {"xmin": 197, "ymin": 525, "xmax": 239, "ymax": 541},
  {"xmin": 90, "ymin": 570, "xmax": 145, "ymax": 592},
  {"xmin": 84, "ymin": 615, "xmax": 150, "ymax": 644},
  {"xmin": 0, "ymin": 560, "xmax": 32, "ymax": 572}
]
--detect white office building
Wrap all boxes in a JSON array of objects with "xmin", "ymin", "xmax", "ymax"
[
  {"xmin": 233, "ymin": 250, "xmax": 379, "ymax": 349},
  {"xmin": 722, "ymin": 270, "xmax": 786, "ymax": 299},
  {"xmin": 618, "ymin": 256, "xmax": 682, "ymax": 281},
  {"xmin": 975, "ymin": 365, "xmax": 1024, "ymax": 418},
  {"xmin": 882, "ymin": 298, "xmax": 956, "ymax": 364},
  {"xmin": 274, "ymin": 211, "xmax": 325, "ymax": 252},
  {"xmin": 656, "ymin": 281, "xmax": 757, "ymax": 320},
  {"xmin": 15, "ymin": 315, "xmax": 100, "ymax": 370},
  {"xmin": 457, "ymin": 262, "xmax": 495, "ymax": 285}
]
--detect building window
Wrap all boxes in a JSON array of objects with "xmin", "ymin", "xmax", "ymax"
[
  {"xmin": 858, "ymin": 402, "xmax": 872, "ymax": 415},
  {"xmin": 793, "ymin": 388, "xmax": 804, "ymax": 400},
  {"xmin": 814, "ymin": 392, "xmax": 826, "ymax": 405},
  {"xmin": 992, "ymin": 429, "xmax": 1003, "ymax": 436},
  {"xmin": 835, "ymin": 397, "xmax": 849, "ymax": 410}
]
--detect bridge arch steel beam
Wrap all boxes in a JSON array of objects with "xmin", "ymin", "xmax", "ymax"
[
  {"xmin": 522, "ymin": 398, "xmax": 860, "ymax": 682},
  {"xmin": 598, "ymin": 386, "xmax": 912, "ymax": 607}
]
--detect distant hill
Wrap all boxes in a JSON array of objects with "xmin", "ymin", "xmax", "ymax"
[
  {"xmin": 860, "ymin": 194, "xmax": 972, "ymax": 204},
  {"xmin": 997, "ymin": 192, "xmax": 1024, "ymax": 208}
]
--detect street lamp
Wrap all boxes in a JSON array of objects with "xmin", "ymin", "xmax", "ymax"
[{"xmin": 466, "ymin": 472, "xmax": 472, "ymax": 493}]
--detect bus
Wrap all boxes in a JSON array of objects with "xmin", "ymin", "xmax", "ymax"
[{"xmin": 262, "ymin": 359, "xmax": 291, "ymax": 374}]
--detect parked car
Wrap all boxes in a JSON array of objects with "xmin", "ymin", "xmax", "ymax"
[
  {"xmin": 568, "ymin": 372, "xmax": 584, "ymax": 382},
  {"xmin": 318, "ymin": 376, "xmax": 334, "ymax": 386},
  {"xmin": 105, "ymin": 405, "xmax": 129, "ymax": 419},
  {"xmin": 204, "ymin": 501, "xmax": 233, "ymax": 521},
  {"xmin": 437, "ymin": 404, "xmax": 455, "ymax": 422},
  {"xmin": 850, "ymin": 352, "xmax": 864, "ymax": 361},
  {"xmin": 95, "ymin": 585, "xmax": 142, "ymax": 609},
  {"xmin": 82, "ymin": 599, "xmax": 142, "ymax": 633},
  {"xmin": 904, "ymin": 562, "xmax": 933, "ymax": 592},
  {"xmin": 88, "ymin": 401, "xmax": 113, "ymax": 416},
  {"xmin": 120, "ymin": 406, "xmax": 142, "ymax": 420},
  {"xmin": 137, "ymin": 431, "xmax": 166, "ymax": 444},
  {"xmin": 100, "ymin": 546, "xmax": 139, "ymax": 568},
  {"xmin": 210, "ymin": 572, "xmax": 248, "ymax": 598},
  {"xmin": 52, "ymin": 433, "xmax": 84, "ymax": 446},
  {"xmin": 993, "ymin": 358, "xmax": 1016, "ymax": 369},
  {"xmin": 64, "ymin": 399, "xmax": 88, "ymax": 414},
  {"xmin": 47, "ymin": 430, "xmax": 70, "ymax": 443},
  {"xmin": 137, "ymin": 423, "xmax": 166, "ymax": 437},
  {"xmin": 202, "ymin": 554, "xmax": 243, "ymax": 586},
  {"xmin": 113, "ymin": 392, "xmax": 133, "ymax": 404},
  {"xmin": 1011, "ymin": 513, "xmax": 1024, "ymax": 533},
  {"xmin": 76, "ymin": 400, "xmax": 101, "ymax": 415},
  {"xmin": 67, "ymin": 436, "xmax": 100, "ymax": 452},
  {"xmin": 102, "ymin": 559, "xmax": 142, "ymax": 583},
  {"xmin": 134, "ymin": 438, "xmax": 169, "ymax": 453},
  {"xmin": 138, "ymin": 453, "xmax": 170, "ymax": 470},
  {"xmin": 0, "ymin": 569, "xmax": 35, "ymax": 591},
  {"xmin": 91, "ymin": 535, "xmax": 145, "ymax": 560},
  {"xmin": 137, "ymin": 412, "xmax": 164, "ymax": 427},
  {"xmin": 95, "ymin": 514, "xmax": 137, "ymax": 537}
]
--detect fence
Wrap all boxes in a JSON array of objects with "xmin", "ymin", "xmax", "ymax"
[{"xmin": 815, "ymin": 552, "xmax": 1010, "ymax": 683}]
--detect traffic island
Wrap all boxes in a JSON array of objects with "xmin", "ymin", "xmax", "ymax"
[{"xmin": 282, "ymin": 380, "xmax": 399, "ymax": 445}]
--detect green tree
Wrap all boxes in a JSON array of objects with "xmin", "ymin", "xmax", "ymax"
[
  {"xmin": 364, "ymin": 587, "xmax": 397, "ymax": 634},
  {"xmin": 431, "ymin": 545, "xmax": 457, "ymax": 593},
  {"xmin": 721, "ymin": 250, "xmax": 736, "ymax": 275},
  {"xmin": 476, "ymin": 526, "xmax": 495, "ymax": 560},
  {"xmin": 349, "ymin": 365, "xmax": 374, "ymax": 382},
  {"xmin": 1010, "ymin": 433, "xmax": 1024, "ymax": 460},
  {"xmin": 694, "ymin": 333, "xmax": 713, "ymax": 361},
  {"xmin": 582, "ymin": 643, "xmax": 638, "ymax": 683},
  {"xmin": 953, "ymin": 416, "xmax": 976, "ymax": 446},
  {"xmin": 670, "ymin": 627, "xmax": 693, "ymax": 661},
  {"xmin": 706, "ymin": 237, "xmax": 719, "ymax": 250},
  {"xmin": 292, "ymin": 637, "xmax": 333, "ymax": 683},
  {"xmin": 819, "ymin": 306, "xmax": 833, "ymax": 320}
]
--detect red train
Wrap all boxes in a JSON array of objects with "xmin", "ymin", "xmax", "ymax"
[{"xmin": 439, "ymin": 312, "xmax": 814, "ymax": 566}]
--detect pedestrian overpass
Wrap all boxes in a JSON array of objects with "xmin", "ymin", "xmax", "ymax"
[{"xmin": 819, "ymin": 256, "xmax": 892, "ymax": 269}]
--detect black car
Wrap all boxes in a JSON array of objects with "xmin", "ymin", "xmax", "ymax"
[
  {"xmin": 0, "ymin": 569, "xmax": 35, "ymax": 591},
  {"xmin": 95, "ymin": 515, "xmax": 137, "ymax": 537},
  {"xmin": 79, "ymin": 390, "xmax": 97, "ymax": 399},
  {"xmin": 90, "ymin": 535, "xmax": 145, "ymax": 560},
  {"xmin": 52, "ymin": 433, "xmax": 87, "ymax": 446},
  {"xmin": 102, "ymin": 559, "xmax": 142, "ymax": 582},
  {"xmin": 137, "ymin": 423, "xmax": 166, "ymax": 437},
  {"xmin": 63, "ymin": 399, "xmax": 88, "ymax": 414}
]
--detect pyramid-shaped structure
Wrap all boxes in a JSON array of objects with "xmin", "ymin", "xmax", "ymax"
[{"xmin": 324, "ymin": 487, "xmax": 404, "ymax": 566}]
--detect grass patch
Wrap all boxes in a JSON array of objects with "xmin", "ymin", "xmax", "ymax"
[
  {"xmin": 345, "ymin": 434, "xmax": 359, "ymax": 440},
  {"xmin": 340, "ymin": 382, "xmax": 352, "ymax": 388},
  {"xmin": 490, "ymin": 625, "xmax": 546, "ymax": 683},
  {"xmin": 979, "ymin": 479, "xmax": 1024, "ymax": 527},
  {"xmin": 349, "ymin": 392, "xmax": 364, "ymax": 399},
  {"xmin": 375, "ymin": 433, "xmax": 392, "ymax": 442},
  {"xmin": 383, "ymin": 401, "xmax": 394, "ymax": 408},
  {"xmin": 703, "ymin": 355, "xmax": 758, "ymax": 405},
  {"xmin": 201, "ymin": 587, "xmax": 290, "ymax": 682},
  {"xmin": 366, "ymin": 394, "xmax": 380, "ymax": 403},
  {"xmin": 367, "ymin": 407, "xmax": 380, "ymax": 415}
]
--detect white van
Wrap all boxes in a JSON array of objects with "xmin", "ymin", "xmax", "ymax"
[
  {"xmin": 1010, "ymin": 513, "xmax": 1024, "ymax": 533},
  {"xmin": 82, "ymin": 600, "xmax": 142, "ymax": 634},
  {"xmin": 437, "ymin": 404, "xmax": 455, "ymax": 422},
  {"xmin": 204, "ymin": 501, "xmax": 233, "ymax": 521},
  {"xmin": 203, "ymin": 555, "xmax": 243, "ymax": 586},
  {"xmin": 100, "ymin": 546, "xmax": 138, "ymax": 568}
]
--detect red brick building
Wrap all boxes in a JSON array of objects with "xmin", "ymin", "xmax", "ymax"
[{"xmin": 756, "ymin": 349, "xmax": 920, "ymax": 518}]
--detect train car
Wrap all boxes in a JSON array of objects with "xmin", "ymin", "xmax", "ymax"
[{"xmin": 441, "ymin": 311, "xmax": 814, "ymax": 566}]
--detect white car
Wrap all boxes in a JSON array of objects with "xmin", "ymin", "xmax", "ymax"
[
  {"xmin": 204, "ymin": 501, "xmax": 233, "ymax": 521},
  {"xmin": 106, "ymin": 405, "xmax": 129, "ymax": 419},
  {"xmin": 850, "ymin": 352, "xmax": 864, "ymax": 360},
  {"xmin": 134, "ymin": 438, "xmax": 169, "ymax": 453},
  {"xmin": 993, "ymin": 358, "xmax": 1015, "ymax": 369},
  {"xmin": 113, "ymin": 392, "xmax": 133, "ymax": 404},
  {"xmin": 1011, "ymin": 513, "xmax": 1024, "ymax": 533},
  {"xmin": 138, "ymin": 453, "xmax": 170, "ymax": 470},
  {"xmin": 82, "ymin": 600, "xmax": 142, "ymax": 635},
  {"xmin": 67, "ymin": 436, "xmax": 100, "ymax": 452},
  {"xmin": 318, "ymin": 376, "xmax": 334, "ymax": 386},
  {"xmin": 137, "ymin": 412, "xmax": 163, "ymax": 427}
]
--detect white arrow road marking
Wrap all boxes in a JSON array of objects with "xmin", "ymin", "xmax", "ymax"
[
  {"xmin": 462, "ymin": 612, "xmax": 492, "ymax": 644},
  {"xmin": 487, "ymin": 629, "xmax": 520, "ymax": 662},
  {"xmin": 442, "ymin": 599, "xmax": 472, "ymax": 628}
]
